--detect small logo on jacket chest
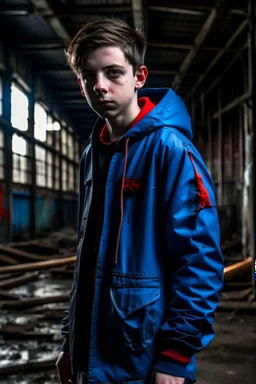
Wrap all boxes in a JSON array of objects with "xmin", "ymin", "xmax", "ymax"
[{"xmin": 123, "ymin": 178, "xmax": 143, "ymax": 195}]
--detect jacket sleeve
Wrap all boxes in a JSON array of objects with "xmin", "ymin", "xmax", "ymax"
[
  {"xmin": 60, "ymin": 145, "xmax": 91, "ymax": 353},
  {"xmin": 153, "ymin": 137, "xmax": 224, "ymax": 377}
]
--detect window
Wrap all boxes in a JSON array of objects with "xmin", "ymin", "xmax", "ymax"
[
  {"xmin": 62, "ymin": 159, "xmax": 67, "ymax": 191},
  {"xmin": 68, "ymin": 162, "xmax": 74, "ymax": 191},
  {"xmin": 35, "ymin": 145, "xmax": 46, "ymax": 187},
  {"xmin": 46, "ymin": 115, "xmax": 54, "ymax": 146},
  {"xmin": 12, "ymin": 134, "xmax": 30, "ymax": 184},
  {"xmin": 54, "ymin": 155, "xmax": 60, "ymax": 190},
  {"xmin": 75, "ymin": 138, "xmax": 80, "ymax": 163},
  {"xmin": 46, "ymin": 151, "xmax": 53, "ymax": 189},
  {"xmin": 11, "ymin": 83, "xmax": 28, "ymax": 131},
  {"xmin": 61, "ymin": 128, "xmax": 67, "ymax": 156},
  {"xmin": 67, "ymin": 132, "xmax": 74, "ymax": 160},
  {"xmin": 34, "ymin": 103, "xmax": 47, "ymax": 142},
  {"xmin": 53, "ymin": 121, "xmax": 61, "ymax": 151},
  {"xmin": 12, "ymin": 134, "xmax": 27, "ymax": 155},
  {"xmin": 0, "ymin": 129, "xmax": 3, "ymax": 179}
]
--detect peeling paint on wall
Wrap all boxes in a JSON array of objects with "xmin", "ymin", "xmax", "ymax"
[
  {"xmin": 0, "ymin": 185, "xmax": 10, "ymax": 221},
  {"xmin": 36, "ymin": 191, "xmax": 56, "ymax": 232}
]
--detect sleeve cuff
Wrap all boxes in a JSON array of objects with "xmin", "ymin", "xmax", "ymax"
[{"xmin": 153, "ymin": 356, "xmax": 188, "ymax": 378}]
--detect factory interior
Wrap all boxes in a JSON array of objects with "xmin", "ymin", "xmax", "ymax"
[{"xmin": 0, "ymin": 0, "xmax": 255, "ymax": 383}]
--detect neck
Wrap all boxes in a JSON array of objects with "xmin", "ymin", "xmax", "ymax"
[{"xmin": 106, "ymin": 100, "xmax": 141, "ymax": 142}]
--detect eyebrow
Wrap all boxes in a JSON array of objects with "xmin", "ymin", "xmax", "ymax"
[{"xmin": 82, "ymin": 64, "xmax": 125, "ymax": 73}]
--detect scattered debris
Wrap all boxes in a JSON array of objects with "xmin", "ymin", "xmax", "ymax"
[
  {"xmin": 0, "ymin": 272, "xmax": 40, "ymax": 290},
  {"xmin": 0, "ymin": 359, "xmax": 57, "ymax": 376},
  {"xmin": 1, "ymin": 295, "xmax": 70, "ymax": 310},
  {"xmin": 0, "ymin": 232, "xmax": 254, "ymax": 384},
  {"xmin": 0, "ymin": 235, "xmax": 74, "ymax": 383},
  {"xmin": 0, "ymin": 256, "xmax": 76, "ymax": 274},
  {"xmin": 0, "ymin": 244, "xmax": 49, "ymax": 262}
]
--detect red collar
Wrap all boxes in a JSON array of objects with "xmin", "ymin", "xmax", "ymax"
[{"xmin": 99, "ymin": 97, "xmax": 155, "ymax": 146}]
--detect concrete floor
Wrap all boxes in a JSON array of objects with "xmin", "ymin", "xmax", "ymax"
[
  {"xmin": 196, "ymin": 312, "xmax": 256, "ymax": 384},
  {"xmin": 1, "ymin": 309, "xmax": 255, "ymax": 384}
]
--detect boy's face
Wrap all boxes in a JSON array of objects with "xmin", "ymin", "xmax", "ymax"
[{"xmin": 78, "ymin": 45, "xmax": 148, "ymax": 121}]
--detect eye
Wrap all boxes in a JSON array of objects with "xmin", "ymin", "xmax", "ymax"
[
  {"xmin": 82, "ymin": 72, "xmax": 95, "ymax": 82},
  {"xmin": 107, "ymin": 69, "xmax": 122, "ymax": 77}
]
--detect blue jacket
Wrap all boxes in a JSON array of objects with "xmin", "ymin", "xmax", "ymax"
[{"xmin": 61, "ymin": 88, "xmax": 224, "ymax": 384}]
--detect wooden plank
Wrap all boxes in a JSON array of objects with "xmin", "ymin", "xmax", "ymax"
[
  {"xmin": 224, "ymin": 257, "xmax": 252, "ymax": 282},
  {"xmin": 1, "ymin": 294, "xmax": 69, "ymax": 309},
  {"xmin": 0, "ymin": 290, "xmax": 20, "ymax": 300},
  {"xmin": 0, "ymin": 359, "xmax": 57, "ymax": 375},
  {"xmin": 0, "ymin": 273, "xmax": 22, "ymax": 281},
  {"xmin": 217, "ymin": 301, "xmax": 256, "ymax": 313},
  {"xmin": 0, "ymin": 256, "xmax": 76, "ymax": 274},
  {"xmin": 0, "ymin": 328, "xmax": 55, "ymax": 340},
  {"xmin": 0, "ymin": 254, "xmax": 19, "ymax": 265},
  {"xmin": 0, "ymin": 272, "xmax": 40, "ymax": 290},
  {"xmin": 0, "ymin": 245, "xmax": 49, "ymax": 262}
]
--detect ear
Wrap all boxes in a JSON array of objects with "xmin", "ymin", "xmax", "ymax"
[
  {"xmin": 135, "ymin": 65, "xmax": 148, "ymax": 90},
  {"xmin": 77, "ymin": 77, "xmax": 85, "ymax": 97}
]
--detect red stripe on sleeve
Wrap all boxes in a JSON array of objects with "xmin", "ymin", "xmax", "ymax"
[
  {"xmin": 160, "ymin": 349, "xmax": 191, "ymax": 363},
  {"xmin": 188, "ymin": 151, "xmax": 212, "ymax": 208}
]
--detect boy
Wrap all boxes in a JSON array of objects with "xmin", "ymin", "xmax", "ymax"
[{"xmin": 56, "ymin": 18, "xmax": 224, "ymax": 384}]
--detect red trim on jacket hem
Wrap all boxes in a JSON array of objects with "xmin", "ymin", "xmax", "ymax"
[
  {"xmin": 188, "ymin": 151, "xmax": 212, "ymax": 208},
  {"xmin": 160, "ymin": 349, "xmax": 191, "ymax": 364}
]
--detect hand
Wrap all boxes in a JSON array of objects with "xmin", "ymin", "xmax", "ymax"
[
  {"xmin": 56, "ymin": 351, "xmax": 76, "ymax": 384},
  {"xmin": 151, "ymin": 371, "xmax": 185, "ymax": 384}
]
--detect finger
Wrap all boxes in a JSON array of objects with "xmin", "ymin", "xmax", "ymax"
[{"xmin": 59, "ymin": 372, "xmax": 74, "ymax": 384}]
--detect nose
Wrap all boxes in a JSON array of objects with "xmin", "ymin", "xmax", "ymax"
[{"xmin": 93, "ymin": 74, "xmax": 108, "ymax": 95}]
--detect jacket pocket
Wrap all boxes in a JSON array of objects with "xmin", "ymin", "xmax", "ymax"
[{"xmin": 109, "ymin": 275, "xmax": 160, "ymax": 352}]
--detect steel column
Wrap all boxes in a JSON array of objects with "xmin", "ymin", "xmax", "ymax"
[
  {"xmin": 248, "ymin": 0, "xmax": 256, "ymax": 295},
  {"xmin": 207, "ymin": 111, "xmax": 213, "ymax": 176},
  {"xmin": 28, "ymin": 76, "xmax": 36, "ymax": 239},
  {"xmin": 2, "ymin": 48, "xmax": 13, "ymax": 241},
  {"xmin": 217, "ymin": 88, "xmax": 223, "ymax": 205}
]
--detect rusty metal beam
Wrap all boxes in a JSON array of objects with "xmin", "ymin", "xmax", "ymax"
[
  {"xmin": 186, "ymin": 18, "xmax": 249, "ymax": 99},
  {"xmin": 148, "ymin": 41, "xmax": 237, "ymax": 52},
  {"xmin": 248, "ymin": 0, "xmax": 256, "ymax": 295},
  {"xmin": 171, "ymin": 8, "xmax": 219, "ymax": 91},
  {"xmin": 212, "ymin": 91, "xmax": 251, "ymax": 119},
  {"xmin": 188, "ymin": 42, "xmax": 248, "ymax": 105},
  {"xmin": 0, "ymin": 4, "xmax": 131, "ymax": 16},
  {"xmin": 148, "ymin": 6, "xmax": 205, "ymax": 16},
  {"xmin": 14, "ymin": 44, "xmax": 64, "ymax": 54},
  {"xmin": 217, "ymin": 87, "xmax": 223, "ymax": 205},
  {"xmin": 148, "ymin": 5, "xmax": 247, "ymax": 16},
  {"xmin": 28, "ymin": 0, "xmax": 71, "ymax": 46}
]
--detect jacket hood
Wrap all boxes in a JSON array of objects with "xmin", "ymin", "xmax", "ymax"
[
  {"xmin": 123, "ymin": 88, "xmax": 192, "ymax": 142},
  {"xmin": 91, "ymin": 88, "xmax": 192, "ymax": 144}
]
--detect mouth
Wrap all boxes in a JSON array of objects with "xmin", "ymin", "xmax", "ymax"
[
  {"xmin": 100, "ymin": 100, "xmax": 113, "ymax": 104},
  {"xmin": 96, "ymin": 100, "xmax": 114, "ymax": 108}
]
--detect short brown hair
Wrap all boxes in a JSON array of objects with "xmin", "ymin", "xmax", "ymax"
[{"xmin": 65, "ymin": 18, "xmax": 147, "ymax": 75}]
